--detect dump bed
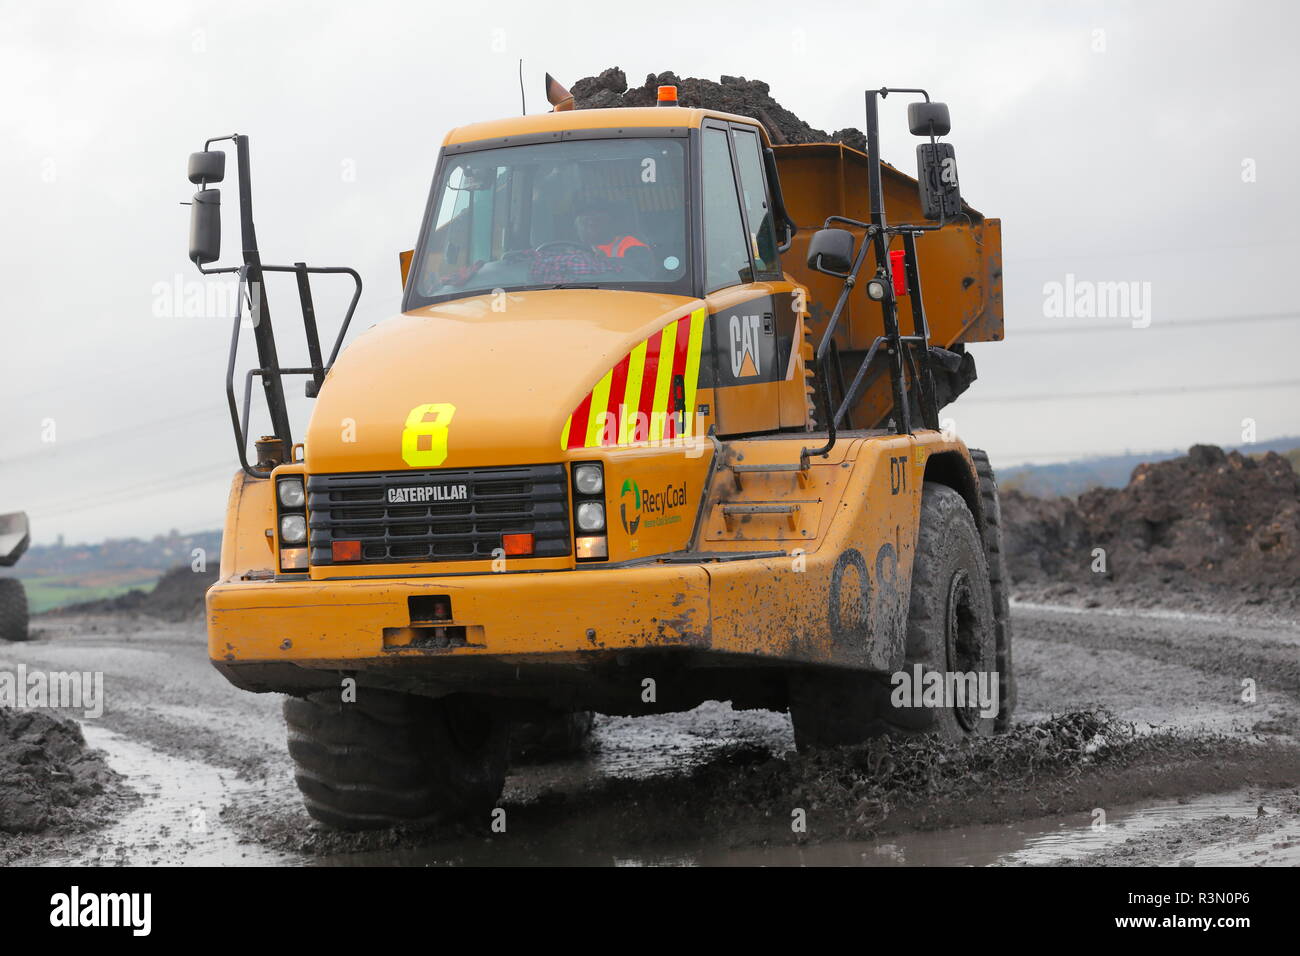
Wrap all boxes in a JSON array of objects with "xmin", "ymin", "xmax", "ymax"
[
  {"xmin": 0, "ymin": 512, "xmax": 30, "ymax": 567},
  {"xmin": 774, "ymin": 143, "xmax": 1003, "ymax": 429}
]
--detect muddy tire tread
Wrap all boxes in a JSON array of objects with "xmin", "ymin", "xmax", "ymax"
[
  {"xmin": 969, "ymin": 448, "xmax": 1017, "ymax": 730},
  {"xmin": 283, "ymin": 690, "xmax": 506, "ymax": 831},
  {"xmin": 790, "ymin": 481, "xmax": 997, "ymax": 748},
  {"xmin": 0, "ymin": 578, "xmax": 29, "ymax": 643}
]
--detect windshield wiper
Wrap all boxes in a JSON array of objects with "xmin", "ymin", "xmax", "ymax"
[{"xmin": 546, "ymin": 283, "xmax": 599, "ymax": 290}]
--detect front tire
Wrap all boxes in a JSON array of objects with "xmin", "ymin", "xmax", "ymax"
[
  {"xmin": 0, "ymin": 578, "xmax": 29, "ymax": 642},
  {"xmin": 284, "ymin": 689, "xmax": 507, "ymax": 831},
  {"xmin": 885, "ymin": 481, "xmax": 998, "ymax": 738},
  {"xmin": 790, "ymin": 481, "xmax": 1000, "ymax": 749}
]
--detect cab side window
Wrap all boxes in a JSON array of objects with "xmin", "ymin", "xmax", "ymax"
[
  {"xmin": 702, "ymin": 126, "xmax": 753, "ymax": 292},
  {"xmin": 731, "ymin": 126, "xmax": 781, "ymax": 278}
]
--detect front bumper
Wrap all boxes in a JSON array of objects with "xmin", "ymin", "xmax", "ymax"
[{"xmin": 208, "ymin": 562, "xmax": 712, "ymax": 669}]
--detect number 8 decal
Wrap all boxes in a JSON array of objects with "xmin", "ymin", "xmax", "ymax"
[{"xmin": 401, "ymin": 403, "xmax": 455, "ymax": 467}]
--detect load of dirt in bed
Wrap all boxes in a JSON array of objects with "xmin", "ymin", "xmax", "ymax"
[
  {"xmin": 51, "ymin": 564, "xmax": 217, "ymax": 621},
  {"xmin": 1002, "ymin": 444, "xmax": 1300, "ymax": 612},
  {"xmin": 569, "ymin": 67, "xmax": 866, "ymax": 149},
  {"xmin": 0, "ymin": 707, "xmax": 121, "ymax": 835}
]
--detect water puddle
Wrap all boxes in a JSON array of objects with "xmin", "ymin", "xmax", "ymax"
[
  {"xmin": 38, "ymin": 724, "xmax": 295, "ymax": 866},
  {"xmin": 313, "ymin": 789, "xmax": 1283, "ymax": 867},
  {"xmin": 993, "ymin": 790, "xmax": 1278, "ymax": 865}
]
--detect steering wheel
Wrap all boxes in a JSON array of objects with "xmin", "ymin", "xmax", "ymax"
[{"xmin": 535, "ymin": 240, "xmax": 593, "ymax": 256}]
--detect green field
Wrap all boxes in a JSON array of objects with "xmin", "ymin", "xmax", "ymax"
[{"xmin": 18, "ymin": 575, "xmax": 161, "ymax": 615}]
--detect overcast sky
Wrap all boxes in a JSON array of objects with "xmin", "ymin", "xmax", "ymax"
[{"xmin": 2, "ymin": 0, "xmax": 1297, "ymax": 544}]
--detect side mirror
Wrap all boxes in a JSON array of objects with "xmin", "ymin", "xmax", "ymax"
[
  {"xmin": 188, "ymin": 150, "xmax": 225, "ymax": 185},
  {"xmin": 806, "ymin": 228, "xmax": 855, "ymax": 274},
  {"xmin": 907, "ymin": 101, "xmax": 951, "ymax": 137},
  {"xmin": 189, "ymin": 189, "xmax": 221, "ymax": 264},
  {"xmin": 916, "ymin": 144, "xmax": 961, "ymax": 221}
]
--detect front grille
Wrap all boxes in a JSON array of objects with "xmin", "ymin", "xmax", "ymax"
[{"xmin": 307, "ymin": 464, "xmax": 570, "ymax": 565}]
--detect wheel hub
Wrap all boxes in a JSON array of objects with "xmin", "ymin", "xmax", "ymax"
[{"xmin": 945, "ymin": 569, "xmax": 983, "ymax": 731}]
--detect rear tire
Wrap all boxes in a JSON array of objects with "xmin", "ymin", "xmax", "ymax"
[
  {"xmin": 790, "ymin": 481, "xmax": 999, "ymax": 749},
  {"xmin": 284, "ymin": 689, "xmax": 507, "ymax": 831},
  {"xmin": 969, "ymin": 448, "xmax": 1016, "ymax": 730},
  {"xmin": 0, "ymin": 578, "xmax": 30, "ymax": 642}
]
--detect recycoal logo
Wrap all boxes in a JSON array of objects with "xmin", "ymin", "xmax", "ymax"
[
  {"xmin": 619, "ymin": 478, "xmax": 642, "ymax": 534},
  {"xmin": 619, "ymin": 479, "xmax": 689, "ymax": 533},
  {"xmin": 637, "ymin": 480, "xmax": 688, "ymax": 530}
]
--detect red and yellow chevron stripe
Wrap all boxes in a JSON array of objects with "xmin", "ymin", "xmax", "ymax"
[{"xmin": 561, "ymin": 306, "xmax": 707, "ymax": 449}]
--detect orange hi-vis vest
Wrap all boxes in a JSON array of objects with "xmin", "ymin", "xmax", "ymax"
[{"xmin": 596, "ymin": 235, "xmax": 649, "ymax": 258}]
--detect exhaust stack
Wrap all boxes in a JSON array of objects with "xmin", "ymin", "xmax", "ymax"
[{"xmin": 545, "ymin": 73, "xmax": 574, "ymax": 112}]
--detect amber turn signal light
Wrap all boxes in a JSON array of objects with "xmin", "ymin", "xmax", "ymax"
[
  {"xmin": 502, "ymin": 533, "xmax": 534, "ymax": 556},
  {"xmin": 332, "ymin": 540, "xmax": 362, "ymax": 562}
]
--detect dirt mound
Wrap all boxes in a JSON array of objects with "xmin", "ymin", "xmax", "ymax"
[
  {"xmin": 53, "ymin": 564, "xmax": 217, "ymax": 621},
  {"xmin": 569, "ymin": 67, "xmax": 865, "ymax": 149},
  {"xmin": 1003, "ymin": 444, "xmax": 1300, "ymax": 611},
  {"xmin": 0, "ymin": 707, "xmax": 121, "ymax": 835}
]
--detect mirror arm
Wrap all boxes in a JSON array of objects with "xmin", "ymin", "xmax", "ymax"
[
  {"xmin": 813, "ymin": 226, "xmax": 876, "ymax": 363},
  {"xmin": 800, "ymin": 222, "xmax": 878, "ymax": 467}
]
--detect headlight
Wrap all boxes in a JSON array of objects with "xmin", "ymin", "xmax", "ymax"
[
  {"xmin": 575, "ymin": 501, "xmax": 605, "ymax": 532},
  {"xmin": 278, "ymin": 478, "xmax": 305, "ymax": 508},
  {"xmin": 574, "ymin": 464, "xmax": 604, "ymax": 495},
  {"xmin": 280, "ymin": 514, "xmax": 308, "ymax": 544}
]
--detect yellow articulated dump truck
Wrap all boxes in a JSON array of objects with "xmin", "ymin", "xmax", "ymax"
[{"xmin": 186, "ymin": 79, "xmax": 1010, "ymax": 829}]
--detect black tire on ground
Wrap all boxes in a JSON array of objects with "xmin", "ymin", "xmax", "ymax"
[
  {"xmin": 789, "ymin": 481, "xmax": 999, "ymax": 749},
  {"xmin": 969, "ymin": 448, "xmax": 1017, "ymax": 731},
  {"xmin": 283, "ymin": 689, "xmax": 508, "ymax": 831},
  {"xmin": 0, "ymin": 577, "xmax": 30, "ymax": 642},
  {"xmin": 509, "ymin": 710, "xmax": 595, "ymax": 762}
]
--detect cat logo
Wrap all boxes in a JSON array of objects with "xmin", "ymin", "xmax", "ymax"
[{"xmin": 729, "ymin": 314, "xmax": 762, "ymax": 379}]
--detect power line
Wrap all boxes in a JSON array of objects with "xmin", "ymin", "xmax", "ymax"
[
  {"xmin": 0, "ymin": 402, "xmax": 230, "ymax": 466},
  {"xmin": 993, "ymin": 442, "xmax": 1298, "ymax": 463},
  {"xmin": 1010, "ymin": 311, "xmax": 1299, "ymax": 336},
  {"xmin": 963, "ymin": 378, "xmax": 1300, "ymax": 405},
  {"xmin": 26, "ymin": 461, "xmax": 236, "ymax": 521},
  {"xmin": 1011, "ymin": 236, "xmax": 1300, "ymax": 263}
]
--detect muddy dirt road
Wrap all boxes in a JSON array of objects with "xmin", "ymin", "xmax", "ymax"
[{"xmin": 3, "ymin": 603, "xmax": 1298, "ymax": 866}]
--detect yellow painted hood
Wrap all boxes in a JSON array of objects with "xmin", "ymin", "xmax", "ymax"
[{"xmin": 305, "ymin": 289, "xmax": 699, "ymax": 472}]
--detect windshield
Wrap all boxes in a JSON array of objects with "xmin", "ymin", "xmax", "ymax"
[{"xmin": 407, "ymin": 137, "xmax": 690, "ymax": 305}]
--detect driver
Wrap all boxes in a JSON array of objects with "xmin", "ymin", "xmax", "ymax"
[{"xmin": 575, "ymin": 200, "xmax": 650, "ymax": 261}]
